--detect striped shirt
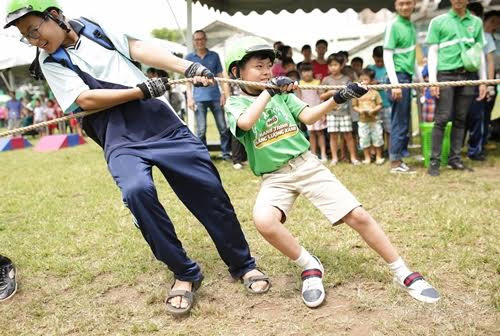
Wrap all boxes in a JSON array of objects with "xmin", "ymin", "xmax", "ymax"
[
  {"xmin": 426, "ymin": 9, "xmax": 485, "ymax": 71},
  {"xmin": 384, "ymin": 14, "xmax": 417, "ymax": 75}
]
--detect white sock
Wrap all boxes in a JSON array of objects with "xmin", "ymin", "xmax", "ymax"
[
  {"xmin": 388, "ymin": 257, "xmax": 412, "ymax": 283},
  {"xmin": 293, "ymin": 247, "xmax": 321, "ymax": 270}
]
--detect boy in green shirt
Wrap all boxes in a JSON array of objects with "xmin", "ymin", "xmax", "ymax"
[
  {"xmin": 383, "ymin": 0, "xmax": 421, "ymax": 173},
  {"xmin": 225, "ymin": 36, "xmax": 440, "ymax": 308}
]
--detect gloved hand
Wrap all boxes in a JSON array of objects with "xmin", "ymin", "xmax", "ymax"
[
  {"xmin": 266, "ymin": 76, "xmax": 296, "ymax": 97},
  {"xmin": 184, "ymin": 62, "xmax": 214, "ymax": 87},
  {"xmin": 333, "ymin": 82, "xmax": 368, "ymax": 104},
  {"xmin": 137, "ymin": 77, "xmax": 170, "ymax": 99}
]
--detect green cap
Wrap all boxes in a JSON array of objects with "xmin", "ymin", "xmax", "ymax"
[
  {"xmin": 225, "ymin": 36, "xmax": 275, "ymax": 77},
  {"xmin": 4, "ymin": 0, "xmax": 60, "ymax": 28}
]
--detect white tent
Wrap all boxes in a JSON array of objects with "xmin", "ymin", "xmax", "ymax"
[
  {"xmin": 0, "ymin": 32, "xmax": 36, "ymax": 70},
  {"xmin": 0, "ymin": 31, "xmax": 36, "ymax": 91}
]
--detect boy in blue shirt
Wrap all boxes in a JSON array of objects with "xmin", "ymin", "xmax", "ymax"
[
  {"xmin": 5, "ymin": 0, "xmax": 269, "ymax": 316},
  {"xmin": 225, "ymin": 36, "xmax": 440, "ymax": 308}
]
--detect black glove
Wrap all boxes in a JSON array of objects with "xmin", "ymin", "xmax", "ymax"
[
  {"xmin": 137, "ymin": 77, "xmax": 170, "ymax": 99},
  {"xmin": 184, "ymin": 62, "xmax": 214, "ymax": 87},
  {"xmin": 333, "ymin": 82, "xmax": 368, "ymax": 104},
  {"xmin": 266, "ymin": 76, "xmax": 295, "ymax": 97}
]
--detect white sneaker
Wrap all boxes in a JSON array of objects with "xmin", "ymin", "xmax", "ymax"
[
  {"xmin": 394, "ymin": 272, "xmax": 440, "ymax": 304},
  {"xmin": 301, "ymin": 257, "xmax": 325, "ymax": 308},
  {"xmin": 233, "ymin": 163, "xmax": 243, "ymax": 170}
]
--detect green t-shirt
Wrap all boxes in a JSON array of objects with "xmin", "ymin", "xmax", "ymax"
[
  {"xmin": 383, "ymin": 15, "xmax": 417, "ymax": 75},
  {"xmin": 426, "ymin": 9, "xmax": 485, "ymax": 71},
  {"xmin": 225, "ymin": 93, "xmax": 309, "ymax": 176}
]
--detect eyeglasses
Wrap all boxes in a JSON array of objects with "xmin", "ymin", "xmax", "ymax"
[{"xmin": 20, "ymin": 17, "xmax": 47, "ymax": 45}]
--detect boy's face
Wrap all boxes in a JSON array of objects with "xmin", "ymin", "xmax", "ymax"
[
  {"xmin": 373, "ymin": 56, "xmax": 384, "ymax": 68},
  {"xmin": 450, "ymin": 0, "xmax": 468, "ymax": 12},
  {"xmin": 301, "ymin": 70, "xmax": 313, "ymax": 81},
  {"xmin": 16, "ymin": 12, "xmax": 66, "ymax": 54},
  {"xmin": 316, "ymin": 43, "xmax": 327, "ymax": 58},
  {"xmin": 239, "ymin": 56, "xmax": 273, "ymax": 84},
  {"xmin": 302, "ymin": 49, "xmax": 311, "ymax": 60},
  {"xmin": 395, "ymin": 0, "xmax": 415, "ymax": 18},
  {"xmin": 352, "ymin": 61, "xmax": 363, "ymax": 74},
  {"xmin": 328, "ymin": 60, "xmax": 342, "ymax": 75},
  {"xmin": 283, "ymin": 63, "xmax": 296, "ymax": 73},
  {"xmin": 359, "ymin": 74, "xmax": 372, "ymax": 84}
]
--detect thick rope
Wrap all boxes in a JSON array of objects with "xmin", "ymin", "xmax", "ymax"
[{"xmin": 1, "ymin": 77, "xmax": 499, "ymax": 138}]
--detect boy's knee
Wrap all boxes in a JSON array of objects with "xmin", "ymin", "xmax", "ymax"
[
  {"xmin": 253, "ymin": 206, "xmax": 282, "ymax": 235},
  {"xmin": 122, "ymin": 179, "xmax": 155, "ymax": 202},
  {"xmin": 344, "ymin": 206, "xmax": 371, "ymax": 226}
]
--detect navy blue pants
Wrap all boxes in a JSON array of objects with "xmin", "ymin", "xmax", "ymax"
[
  {"xmin": 389, "ymin": 72, "xmax": 412, "ymax": 161},
  {"xmin": 107, "ymin": 126, "xmax": 255, "ymax": 282}
]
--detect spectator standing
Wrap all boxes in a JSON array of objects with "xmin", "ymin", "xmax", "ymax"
[
  {"xmin": 383, "ymin": 0, "xmax": 421, "ymax": 173},
  {"xmin": 0, "ymin": 104, "xmax": 6, "ymax": 128},
  {"xmin": 426, "ymin": 0, "xmax": 487, "ymax": 176},
  {"xmin": 320, "ymin": 53, "xmax": 359, "ymax": 165},
  {"xmin": 352, "ymin": 69, "xmax": 385, "ymax": 165},
  {"xmin": 297, "ymin": 44, "xmax": 312, "ymax": 71},
  {"xmin": 351, "ymin": 57, "xmax": 364, "ymax": 78},
  {"xmin": 298, "ymin": 62, "xmax": 327, "ymax": 162},
  {"xmin": 186, "ymin": 30, "xmax": 231, "ymax": 160},
  {"xmin": 312, "ymin": 39, "xmax": 329, "ymax": 81},
  {"xmin": 368, "ymin": 46, "xmax": 392, "ymax": 152},
  {"xmin": 6, "ymin": 91, "xmax": 22, "ymax": 130}
]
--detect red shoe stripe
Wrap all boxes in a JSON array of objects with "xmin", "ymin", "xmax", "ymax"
[
  {"xmin": 301, "ymin": 269, "xmax": 323, "ymax": 279},
  {"xmin": 404, "ymin": 272, "xmax": 423, "ymax": 287}
]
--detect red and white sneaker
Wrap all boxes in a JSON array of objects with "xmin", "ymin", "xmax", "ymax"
[
  {"xmin": 300, "ymin": 257, "xmax": 325, "ymax": 308},
  {"xmin": 394, "ymin": 272, "xmax": 440, "ymax": 303}
]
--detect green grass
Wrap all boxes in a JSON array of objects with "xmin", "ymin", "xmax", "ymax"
[{"xmin": 0, "ymin": 125, "xmax": 499, "ymax": 335}]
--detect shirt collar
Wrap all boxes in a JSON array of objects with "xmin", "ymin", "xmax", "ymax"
[
  {"xmin": 449, "ymin": 8, "xmax": 471, "ymax": 21},
  {"xmin": 396, "ymin": 14, "xmax": 411, "ymax": 24}
]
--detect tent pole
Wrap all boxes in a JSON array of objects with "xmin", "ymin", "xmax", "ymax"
[{"xmin": 186, "ymin": 0, "xmax": 195, "ymax": 132}]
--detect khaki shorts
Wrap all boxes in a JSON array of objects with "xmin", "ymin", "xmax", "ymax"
[{"xmin": 255, "ymin": 152, "xmax": 361, "ymax": 224}]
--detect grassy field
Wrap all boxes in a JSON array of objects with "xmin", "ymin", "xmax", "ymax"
[{"xmin": 0, "ymin": 122, "xmax": 499, "ymax": 335}]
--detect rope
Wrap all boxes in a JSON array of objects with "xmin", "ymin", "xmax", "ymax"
[{"xmin": 1, "ymin": 77, "xmax": 499, "ymax": 138}]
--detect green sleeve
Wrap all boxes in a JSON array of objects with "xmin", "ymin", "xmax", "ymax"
[
  {"xmin": 476, "ymin": 24, "xmax": 486, "ymax": 46},
  {"xmin": 383, "ymin": 21, "xmax": 397, "ymax": 49},
  {"xmin": 283, "ymin": 93, "xmax": 308, "ymax": 121},
  {"xmin": 426, "ymin": 18, "xmax": 440, "ymax": 45},
  {"xmin": 224, "ymin": 97, "xmax": 247, "ymax": 139}
]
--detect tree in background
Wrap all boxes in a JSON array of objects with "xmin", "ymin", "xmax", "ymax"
[{"xmin": 151, "ymin": 28, "xmax": 186, "ymax": 43}]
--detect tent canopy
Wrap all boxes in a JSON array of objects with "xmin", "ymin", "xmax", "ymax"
[{"xmin": 193, "ymin": 0, "xmax": 396, "ymax": 15}]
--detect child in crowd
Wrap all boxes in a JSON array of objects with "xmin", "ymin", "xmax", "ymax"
[
  {"xmin": 320, "ymin": 53, "xmax": 359, "ymax": 165},
  {"xmin": 33, "ymin": 98, "xmax": 47, "ymax": 136},
  {"xmin": 351, "ymin": 57, "xmax": 364, "ymax": 78},
  {"xmin": 368, "ymin": 46, "xmax": 391, "ymax": 153},
  {"xmin": 352, "ymin": 69, "xmax": 385, "ymax": 165},
  {"xmin": 297, "ymin": 62, "xmax": 327, "ymax": 162},
  {"xmin": 421, "ymin": 65, "xmax": 435, "ymax": 122},
  {"xmin": 224, "ymin": 36, "xmax": 440, "ymax": 308},
  {"xmin": 0, "ymin": 104, "xmax": 6, "ymax": 128},
  {"xmin": 282, "ymin": 57, "xmax": 296, "ymax": 74},
  {"xmin": 312, "ymin": 39, "xmax": 329, "ymax": 81},
  {"xmin": 286, "ymin": 70, "xmax": 300, "ymax": 83}
]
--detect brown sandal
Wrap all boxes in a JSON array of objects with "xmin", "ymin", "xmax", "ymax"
[
  {"xmin": 241, "ymin": 270, "xmax": 271, "ymax": 294},
  {"xmin": 165, "ymin": 275, "xmax": 203, "ymax": 316}
]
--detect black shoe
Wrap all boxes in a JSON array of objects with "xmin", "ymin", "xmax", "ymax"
[
  {"xmin": 0, "ymin": 256, "xmax": 17, "ymax": 302},
  {"xmin": 468, "ymin": 153, "xmax": 486, "ymax": 161},
  {"xmin": 447, "ymin": 161, "xmax": 473, "ymax": 171},
  {"xmin": 427, "ymin": 161, "xmax": 440, "ymax": 177}
]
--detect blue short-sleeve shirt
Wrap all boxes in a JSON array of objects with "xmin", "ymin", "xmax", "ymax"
[{"xmin": 185, "ymin": 50, "xmax": 222, "ymax": 102}]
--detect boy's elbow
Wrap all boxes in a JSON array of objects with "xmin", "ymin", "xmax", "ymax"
[
  {"xmin": 238, "ymin": 121, "xmax": 252, "ymax": 131},
  {"xmin": 75, "ymin": 92, "xmax": 94, "ymax": 110}
]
